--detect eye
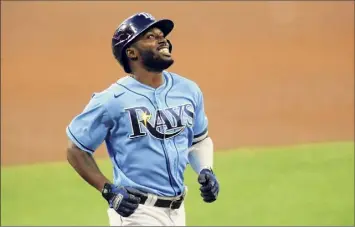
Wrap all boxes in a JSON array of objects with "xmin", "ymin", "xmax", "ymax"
[{"xmin": 147, "ymin": 34, "xmax": 155, "ymax": 39}]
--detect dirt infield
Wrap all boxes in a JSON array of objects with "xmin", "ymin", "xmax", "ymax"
[{"xmin": 1, "ymin": 2, "xmax": 354, "ymax": 166}]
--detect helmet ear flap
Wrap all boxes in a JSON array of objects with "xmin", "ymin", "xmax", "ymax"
[{"xmin": 167, "ymin": 39, "xmax": 173, "ymax": 53}]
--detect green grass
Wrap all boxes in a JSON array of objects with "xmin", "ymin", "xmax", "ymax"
[{"xmin": 1, "ymin": 141, "xmax": 354, "ymax": 226}]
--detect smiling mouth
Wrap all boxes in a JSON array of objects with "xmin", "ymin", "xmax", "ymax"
[{"xmin": 158, "ymin": 47, "xmax": 171, "ymax": 56}]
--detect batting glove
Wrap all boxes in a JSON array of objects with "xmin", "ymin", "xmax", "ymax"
[
  {"xmin": 102, "ymin": 183, "xmax": 141, "ymax": 217},
  {"xmin": 198, "ymin": 168, "xmax": 220, "ymax": 203}
]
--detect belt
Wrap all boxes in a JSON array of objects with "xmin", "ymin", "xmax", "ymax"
[{"xmin": 138, "ymin": 193, "xmax": 185, "ymax": 209}]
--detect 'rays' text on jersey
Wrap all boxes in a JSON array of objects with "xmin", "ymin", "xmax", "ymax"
[{"xmin": 125, "ymin": 104, "xmax": 194, "ymax": 140}]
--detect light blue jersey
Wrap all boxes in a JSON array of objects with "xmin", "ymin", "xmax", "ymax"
[{"xmin": 66, "ymin": 71, "xmax": 208, "ymax": 197}]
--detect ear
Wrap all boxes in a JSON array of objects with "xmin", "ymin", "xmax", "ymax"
[{"xmin": 126, "ymin": 47, "xmax": 138, "ymax": 61}]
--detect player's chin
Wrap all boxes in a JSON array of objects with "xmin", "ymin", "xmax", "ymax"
[{"xmin": 162, "ymin": 56, "xmax": 173, "ymax": 62}]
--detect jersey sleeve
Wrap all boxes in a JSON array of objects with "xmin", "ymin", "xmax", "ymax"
[
  {"xmin": 66, "ymin": 93, "xmax": 113, "ymax": 154},
  {"xmin": 192, "ymin": 88, "xmax": 209, "ymax": 146}
]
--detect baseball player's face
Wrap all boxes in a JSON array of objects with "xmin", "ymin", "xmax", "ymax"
[{"xmin": 128, "ymin": 27, "xmax": 174, "ymax": 72}]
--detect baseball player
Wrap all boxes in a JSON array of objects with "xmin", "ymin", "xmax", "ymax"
[{"xmin": 66, "ymin": 12, "xmax": 220, "ymax": 226}]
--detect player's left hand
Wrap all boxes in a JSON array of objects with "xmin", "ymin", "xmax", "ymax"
[{"xmin": 198, "ymin": 168, "xmax": 219, "ymax": 203}]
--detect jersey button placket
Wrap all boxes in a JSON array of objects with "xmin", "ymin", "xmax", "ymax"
[
  {"xmin": 156, "ymin": 91, "xmax": 178, "ymax": 195},
  {"xmin": 154, "ymin": 91, "xmax": 174, "ymax": 195}
]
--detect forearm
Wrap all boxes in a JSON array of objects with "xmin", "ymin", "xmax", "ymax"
[
  {"xmin": 67, "ymin": 142, "xmax": 111, "ymax": 192},
  {"xmin": 188, "ymin": 137, "xmax": 214, "ymax": 174}
]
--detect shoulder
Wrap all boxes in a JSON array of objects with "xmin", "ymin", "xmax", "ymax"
[
  {"xmin": 87, "ymin": 76, "xmax": 130, "ymax": 109},
  {"xmin": 165, "ymin": 71, "xmax": 202, "ymax": 95},
  {"xmin": 93, "ymin": 76, "xmax": 132, "ymax": 100}
]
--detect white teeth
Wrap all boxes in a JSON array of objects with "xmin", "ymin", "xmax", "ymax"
[{"xmin": 159, "ymin": 48, "xmax": 169, "ymax": 54}]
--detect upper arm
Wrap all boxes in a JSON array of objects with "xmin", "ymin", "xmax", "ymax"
[
  {"xmin": 67, "ymin": 139, "xmax": 83, "ymax": 152},
  {"xmin": 66, "ymin": 93, "xmax": 113, "ymax": 154},
  {"xmin": 192, "ymin": 87, "xmax": 208, "ymax": 146}
]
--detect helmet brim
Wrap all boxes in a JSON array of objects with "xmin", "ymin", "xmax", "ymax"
[
  {"xmin": 147, "ymin": 19, "xmax": 174, "ymax": 37},
  {"xmin": 128, "ymin": 19, "xmax": 174, "ymax": 46}
]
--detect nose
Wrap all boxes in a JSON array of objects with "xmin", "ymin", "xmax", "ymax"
[{"xmin": 157, "ymin": 35, "xmax": 167, "ymax": 44}]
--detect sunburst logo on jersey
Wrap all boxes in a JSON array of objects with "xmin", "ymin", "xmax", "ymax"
[{"xmin": 141, "ymin": 111, "xmax": 151, "ymax": 127}]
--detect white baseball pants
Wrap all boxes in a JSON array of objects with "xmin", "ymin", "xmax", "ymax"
[{"xmin": 107, "ymin": 191, "xmax": 187, "ymax": 226}]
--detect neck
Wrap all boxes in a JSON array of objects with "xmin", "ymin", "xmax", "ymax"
[{"xmin": 131, "ymin": 68, "xmax": 164, "ymax": 89}]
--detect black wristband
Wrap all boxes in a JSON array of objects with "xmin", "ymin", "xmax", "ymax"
[
  {"xmin": 202, "ymin": 167, "xmax": 214, "ymax": 174},
  {"xmin": 101, "ymin": 183, "xmax": 113, "ymax": 201}
]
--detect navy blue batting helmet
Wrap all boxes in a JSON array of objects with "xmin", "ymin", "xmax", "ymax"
[{"xmin": 112, "ymin": 12, "xmax": 174, "ymax": 73}]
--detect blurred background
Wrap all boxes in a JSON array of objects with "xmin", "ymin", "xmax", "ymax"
[{"xmin": 1, "ymin": 1, "xmax": 354, "ymax": 226}]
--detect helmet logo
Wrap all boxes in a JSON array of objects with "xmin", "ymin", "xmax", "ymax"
[
  {"xmin": 137, "ymin": 12, "xmax": 155, "ymax": 21},
  {"xmin": 113, "ymin": 33, "xmax": 131, "ymax": 45},
  {"xmin": 112, "ymin": 25, "xmax": 135, "ymax": 46}
]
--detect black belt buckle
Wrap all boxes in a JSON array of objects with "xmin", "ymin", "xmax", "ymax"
[{"xmin": 169, "ymin": 196, "xmax": 183, "ymax": 209}]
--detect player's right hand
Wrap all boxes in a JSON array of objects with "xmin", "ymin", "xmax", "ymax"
[{"xmin": 101, "ymin": 183, "xmax": 141, "ymax": 217}]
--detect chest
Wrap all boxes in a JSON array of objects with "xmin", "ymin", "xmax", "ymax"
[{"xmin": 116, "ymin": 92, "xmax": 195, "ymax": 140}]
